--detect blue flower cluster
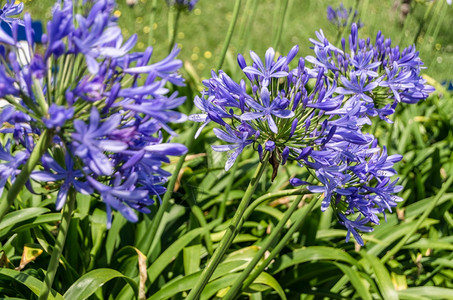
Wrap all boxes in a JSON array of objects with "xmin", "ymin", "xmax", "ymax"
[
  {"xmin": 167, "ymin": 0, "xmax": 199, "ymax": 12},
  {"xmin": 191, "ymin": 24, "xmax": 434, "ymax": 245},
  {"xmin": 0, "ymin": 0, "xmax": 23, "ymax": 26},
  {"xmin": 0, "ymin": 0, "xmax": 187, "ymax": 226},
  {"xmin": 327, "ymin": 3, "xmax": 363, "ymax": 30}
]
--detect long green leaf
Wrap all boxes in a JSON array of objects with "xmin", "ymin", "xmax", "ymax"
[
  {"xmin": 398, "ymin": 287, "xmax": 453, "ymax": 299},
  {"xmin": 147, "ymin": 226, "xmax": 210, "ymax": 284},
  {"xmin": 251, "ymin": 272, "xmax": 287, "ymax": 300},
  {"xmin": 148, "ymin": 260, "xmax": 247, "ymax": 300},
  {"xmin": 63, "ymin": 268, "xmax": 138, "ymax": 299},
  {"xmin": 333, "ymin": 263, "xmax": 372, "ymax": 300},
  {"xmin": 0, "ymin": 268, "xmax": 63, "ymax": 300},
  {"xmin": 271, "ymin": 246, "xmax": 358, "ymax": 274},
  {"xmin": 360, "ymin": 252, "xmax": 398, "ymax": 300},
  {"xmin": 0, "ymin": 208, "xmax": 49, "ymax": 238}
]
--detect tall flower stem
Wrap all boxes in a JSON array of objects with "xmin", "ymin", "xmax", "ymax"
[
  {"xmin": 241, "ymin": 194, "xmax": 321, "ymax": 291},
  {"xmin": 147, "ymin": 0, "xmax": 159, "ymax": 46},
  {"xmin": 223, "ymin": 193, "xmax": 307, "ymax": 299},
  {"xmin": 168, "ymin": 7, "xmax": 182, "ymax": 53},
  {"xmin": 186, "ymin": 153, "xmax": 269, "ymax": 300},
  {"xmin": 144, "ymin": 125, "xmax": 198, "ymax": 258},
  {"xmin": 39, "ymin": 188, "xmax": 76, "ymax": 300},
  {"xmin": 272, "ymin": 0, "xmax": 289, "ymax": 51},
  {"xmin": 381, "ymin": 173, "xmax": 453, "ymax": 264},
  {"xmin": 216, "ymin": 0, "xmax": 242, "ymax": 70},
  {"xmin": 0, "ymin": 129, "xmax": 52, "ymax": 222}
]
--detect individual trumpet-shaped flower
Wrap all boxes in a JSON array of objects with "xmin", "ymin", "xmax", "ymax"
[
  {"xmin": 72, "ymin": 108, "xmax": 128, "ymax": 176},
  {"xmin": 87, "ymin": 173, "xmax": 149, "ymax": 227},
  {"xmin": 242, "ymin": 48, "xmax": 291, "ymax": 87},
  {"xmin": 0, "ymin": 0, "xmax": 24, "ymax": 26},
  {"xmin": 211, "ymin": 125, "xmax": 253, "ymax": 171},
  {"xmin": 241, "ymin": 87, "xmax": 294, "ymax": 133},
  {"xmin": 31, "ymin": 154, "xmax": 93, "ymax": 210},
  {"xmin": 339, "ymin": 213, "xmax": 373, "ymax": 245},
  {"xmin": 0, "ymin": 141, "xmax": 28, "ymax": 196},
  {"xmin": 43, "ymin": 104, "xmax": 74, "ymax": 129}
]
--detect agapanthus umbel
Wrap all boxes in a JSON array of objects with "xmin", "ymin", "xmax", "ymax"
[
  {"xmin": 327, "ymin": 3, "xmax": 363, "ymax": 30},
  {"xmin": 0, "ymin": 0, "xmax": 187, "ymax": 227},
  {"xmin": 166, "ymin": 0, "xmax": 199, "ymax": 12},
  {"xmin": 191, "ymin": 24, "xmax": 433, "ymax": 245}
]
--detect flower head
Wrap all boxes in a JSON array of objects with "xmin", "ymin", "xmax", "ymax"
[{"xmin": 0, "ymin": 0, "xmax": 188, "ymax": 226}]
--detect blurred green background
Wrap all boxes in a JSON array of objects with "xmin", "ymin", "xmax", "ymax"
[{"xmin": 23, "ymin": 0, "xmax": 453, "ymax": 83}]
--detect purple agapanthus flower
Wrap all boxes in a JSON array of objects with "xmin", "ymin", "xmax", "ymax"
[
  {"xmin": 327, "ymin": 3, "xmax": 363, "ymax": 30},
  {"xmin": 241, "ymin": 87, "xmax": 294, "ymax": 133},
  {"xmin": 31, "ymin": 154, "xmax": 93, "ymax": 210},
  {"xmin": 211, "ymin": 125, "xmax": 253, "ymax": 171},
  {"xmin": 166, "ymin": 0, "xmax": 199, "ymax": 12},
  {"xmin": 0, "ymin": 141, "xmax": 28, "ymax": 196},
  {"xmin": 87, "ymin": 173, "xmax": 149, "ymax": 227},
  {"xmin": 0, "ymin": 0, "xmax": 188, "ymax": 227},
  {"xmin": 242, "ymin": 48, "xmax": 291, "ymax": 87},
  {"xmin": 43, "ymin": 104, "xmax": 74, "ymax": 129},
  {"xmin": 192, "ymin": 22, "xmax": 433, "ymax": 245},
  {"xmin": 0, "ymin": 0, "xmax": 24, "ymax": 26},
  {"xmin": 72, "ymin": 108, "xmax": 128, "ymax": 175}
]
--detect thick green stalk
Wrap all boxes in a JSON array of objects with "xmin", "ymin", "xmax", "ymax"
[
  {"xmin": 0, "ymin": 130, "xmax": 52, "ymax": 222},
  {"xmin": 413, "ymin": 1, "xmax": 434, "ymax": 46},
  {"xmin": 243, "ymin": 188, "xmax": 307, "ymax": 221},
  {"xmin": 147, "ymin": 0, "xmax": 159, "ymax": 46},
  {"xmin": 144, "ymin": 125, "xmax": 198, "ymax": 258},
  {"xmin": 39, "ymin": 189, "xmax": 76, "ymax": 300},
  {"xmin": 272, "ymin": 0, "xmax": 289, "ymax": 51},
  {"xmin": 186, "ymin": 153, "xmax": 269, "ymax": 300},
  {"xmin": 241, "ymin": 195, "xmax": 321, "ymax": 290},
  {"xmin": 224, "ymin": 194, "xmax": 306, "ymax": 299},
  {"xmin": 168, "ymin": 7, "xmax": 182, "ymax": 53},
  {"xmin": 216, "ymin": 0, "xmax": 242, "ymax": 70},
  {"xmin": 381, "ymin": 174, "xmax": 453, "ymax": 264}
]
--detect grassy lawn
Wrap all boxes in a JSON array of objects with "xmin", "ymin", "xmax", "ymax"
[{"xmin": 22, "ymin": 0, "xmax": 453, "ymax": 82}]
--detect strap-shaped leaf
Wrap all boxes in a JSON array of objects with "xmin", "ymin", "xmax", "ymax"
[
  {"xmin": 398, "ymin": 287, "xmax": 453, "ymax": 299},
  {"xmin": 63, "ymin": 268, "xmax": 138, "ymax": 299},
  {"xmin": 360, "ymin": 252, "xmax": 398, "ymax": 300},
  {"xmin": 333, "ymin": 263, "xmax": 372, "ymax": 300},
  {"xmin": 147, "ymin": 226, "xmax": 211, "ymax": 284},
  {"xmin": 148, "ymin": 260, "xmax": 248, "ymax": 300},
  {"xmin": 270, "ymin": 246, "xmax": 358, "ymax": 274},
  {"xmin": 0, "ymin": 208, "xmax": 49, "ymax": 238},
  {"xmin": 0, "ymin": 268, "xmax": 63, "ymax": 300}
]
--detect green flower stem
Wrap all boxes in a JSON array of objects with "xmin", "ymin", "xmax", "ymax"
[
  {"xmin": 4, "ymin": 95, "xmax": 41, "ymax": 121},
  {"xmin": 0, "ymin": 129, "xmax": 52, "ymax": 222},
  {"xmin": 381, "ymin": 173, "xmax": 453, "ymax": 264},
  {"xmin": 168, "ymin": 7, "xmax": 182, "ymax": 53},
  {"xmin": 39, "ymin": 188, "xmax": 76, "ymax": 300},
  {"xmin": 32, "ymin": 78, "xmax": 49, "ymax": 114},
  {"xmin": 216, "ymin": 0, "xmax": 242, "ymax": 70},
  {"xmin": 241, "ymin": 194, "xmax": 321, "ymax": 291},
  {"xmin": 147, "ymin": 0, "xmax": 158, "ymax": 46},
  {"xmin": 223, "ymin": 193, "xmax": 306, "ymax": 300},
  {"xmin": 243, "ymin": 188, "xmax": 308, "ymax": 221},
  {"xmin": 413, "ymin": 1, "xmax": 434, "ymax": 46},
  {"xmin": 186, "ymin": 153, "xmax": 269, "ymax": 300},
  {"xmin": 144, "ymin": 125, "xmax": 198, "ymax": 258},
  {"xmin": 272, "ymin": 0, "xmax": 289, "ymax": 51}
]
